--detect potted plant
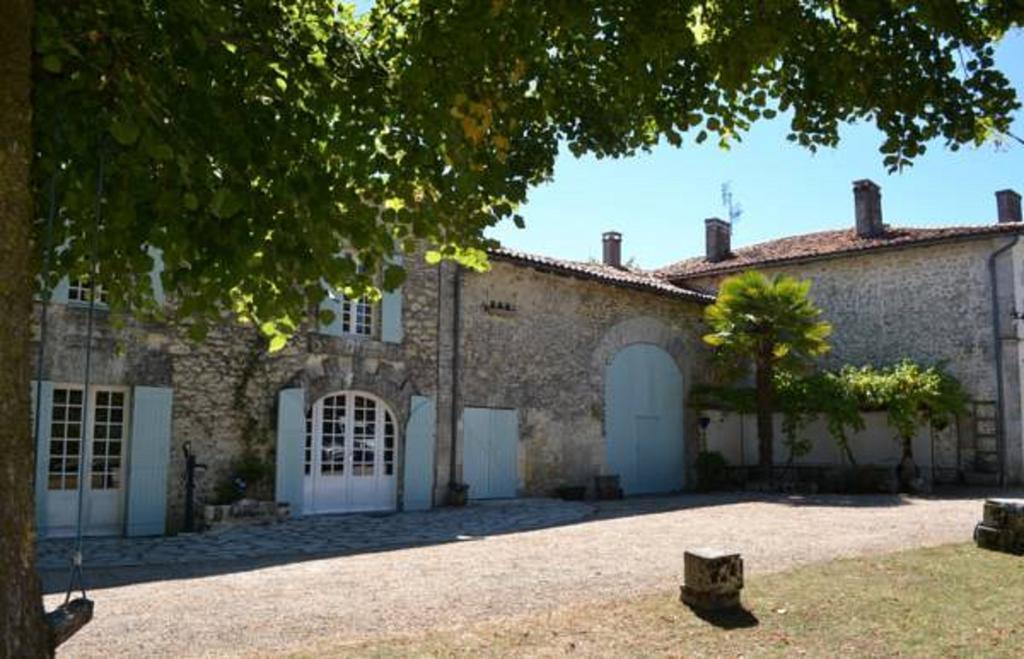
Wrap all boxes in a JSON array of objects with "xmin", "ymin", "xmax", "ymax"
[{"xmin": 447, "ymin": 482, "xmax": 470, "ymax": 507}]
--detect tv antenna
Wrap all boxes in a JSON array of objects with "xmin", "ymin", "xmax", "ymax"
[{"xmin": 721, "ymin": 182, "xmax": 743, "ymax": 226}]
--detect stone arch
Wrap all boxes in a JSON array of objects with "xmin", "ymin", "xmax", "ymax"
[
  {"xmin": 286, "ymin": 354, "xmax": 414, "ymax": 428},
  {"xmin": 591, "ymin": 316, "xmax": 689, "ymax": 391}
]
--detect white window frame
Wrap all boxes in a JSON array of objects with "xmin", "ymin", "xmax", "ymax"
[
  {"xmin": 66, "ymin": 277, "xmax": 109, "ymax": 307},
  {"xmin": 47, "ymin": 383, "xmax": 131, "ymax": 492},
  {"xmin": 319, "ymin": 254, "xmax": 377, "ymax": 338},
  {"xmin": 304, "ymin": 392, "xmax": 396, "ymax": 478},
  {"xmin": 324, "ymin": 286, "xmax": 375, "ymax": 338}
]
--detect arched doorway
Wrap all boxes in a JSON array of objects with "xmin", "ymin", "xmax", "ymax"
[
  {"xmin": 604, "ymin": 343, "xmax": 685, "ymax": 495},
  {"xmin": 303, "ymin": 391, "xmax": 398, "ymax": 513}
]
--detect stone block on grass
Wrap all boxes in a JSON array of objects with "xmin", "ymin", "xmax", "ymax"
[{"xmin": 680, "ymin": 548, "xmax": 744, "ymax": 611}]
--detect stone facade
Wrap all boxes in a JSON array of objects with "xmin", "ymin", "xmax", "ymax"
[
  {"xmin": 684, "ymin": 235, "xmax": 1024, "ymax": 484},
  {"xmin": 32, "ymin": 251, "xmax": 447, "ymax": 532},
  {"xmin": 31, "ymin": 246, "xmax": 708, "ymax": 534},
  {"xmin": 456, "ymin": 260, "xmax": 708, "ymax": 497}
]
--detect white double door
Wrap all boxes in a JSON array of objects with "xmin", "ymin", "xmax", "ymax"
[
  {"xmin": 303, "ymin": 392, "xmax": 397, "ymax": 514},
  {"xmin": 44, "ymin": 385, "xmax": 130, "ymax": 537}
]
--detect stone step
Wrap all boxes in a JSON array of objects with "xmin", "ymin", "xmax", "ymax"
[
  {"xmin": 974, "ymin": 523, "xmax": 1023, "ymax": 555},
  {"xmin": 983, "ymin": 498, "xmax": 1024, "ymax": 529}
]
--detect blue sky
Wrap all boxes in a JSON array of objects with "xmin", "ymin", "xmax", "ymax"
[{"xmin": 488, "ymin": 30, "xmax": 1024, "ymax": 269}]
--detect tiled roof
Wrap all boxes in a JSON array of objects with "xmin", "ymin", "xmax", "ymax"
[
  {"xmin": 487, "ymin": 246, "xmax": 714, "ymax": 303},
  {"xmin": 657, "ymin": 223, "xmax": 1024, "ymax": 280}
]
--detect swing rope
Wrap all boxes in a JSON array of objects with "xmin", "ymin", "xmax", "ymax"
[
  {"xmin": 64, "ymin": 145, "xmax": 105, "ymax": 605},
  {"xmin": 32, "ymin": 139, "xmax": 60, "ymax": 489}
]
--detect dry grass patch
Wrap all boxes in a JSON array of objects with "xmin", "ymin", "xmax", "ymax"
[{"xmin": 304, "ymin": 543, "xmax": 1024, "ymax": 658}]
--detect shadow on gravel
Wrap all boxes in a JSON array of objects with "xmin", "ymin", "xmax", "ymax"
[
  {"xmin": 38, "ymin": 487, "xmax": 1010, "ymax": 596},
  {"xmin": 590, "ymin": 486, "xmax": 1016, "ymax": 522}
]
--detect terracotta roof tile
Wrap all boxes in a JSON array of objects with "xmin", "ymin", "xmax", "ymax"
[
  {"xmin": 487, "ymin": 246, "xmax": 714, "ymax": 303},
  {"xmin": 657, "ymin": 223, "xmax": 1023, "ymax": 280}
]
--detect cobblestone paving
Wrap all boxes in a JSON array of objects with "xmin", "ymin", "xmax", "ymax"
[{"xmin": 37, "ymin": 498, "xmax": 592, "ymax": 571}]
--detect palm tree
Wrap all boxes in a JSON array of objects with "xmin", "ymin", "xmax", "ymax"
[{"xmin": 703, "ymin": 271, "xmax": 832, "ymax": 482}]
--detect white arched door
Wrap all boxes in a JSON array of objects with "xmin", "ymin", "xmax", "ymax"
[
  {"xmin": 604, "ymin": 343, "xmax": 685, "ymax": 495},
  {"xmin": 303, "ymin": 392, "xmax": 397, "ymax": 513}
]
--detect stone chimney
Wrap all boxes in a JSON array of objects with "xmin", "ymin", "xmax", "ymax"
[
  {"xmin": 853, "ymin": 179, "xmax": 884, "ymax": 238},
  {"xmin": 602, "ymin": 231, "xmax": 622, "ymax": 268},
  {"xmin": 996, "ymin": 189, "xmax": 1022, "ymax": 224},
  {"xmin": 705, "ymin": 218, "xmax": 731, "ymax": 263}
]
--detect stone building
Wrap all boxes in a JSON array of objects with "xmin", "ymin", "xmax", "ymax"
[
  {"xmin": 659, "ymin": 181, "xmax": 1024, "ymax": 486},
  {"xmin": 30, "ymin": 233, "xmax": 711, "ymax": 537},
  {"xmin": 32, "ymin": 177, "xmax": 1024, "ymax": 539}
]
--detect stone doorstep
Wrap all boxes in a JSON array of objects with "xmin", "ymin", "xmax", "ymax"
[{"xmin": 203, "ymin": 500, "xmax": 290, "ymax": 529}]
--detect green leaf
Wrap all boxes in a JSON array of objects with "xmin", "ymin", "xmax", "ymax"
[
  {"xmin": 183, "ymin": 193, "xmax": 199, "ymax": 211},
  {"xmin": 268, "ymin": 333, "xmax": 288, "ymax": 352},
  {"xmin": 110, "ymin": 117, "xmax": 140, "ymax": 146},
  {"xmin": 41, "ymin": 54, "xmax": 62, "ymax": 73},
  {"xmin": 382, "ymin": 264, "xmax": 406, "ymax": 291},
  {"xmin": 275, "ymin": 77, "xmax": 288, "ymax": 93},
  {"xmin": 210, "ymin": 188, "xmax": 243, "ymax": 219}
]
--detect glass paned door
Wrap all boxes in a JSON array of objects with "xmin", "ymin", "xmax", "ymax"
[
  {"xmin": 303, "ymin": 392, "xmax": 396, "ymax": 514},
  {"xmin": 44, "ymin": 386, "xmax": 129, "ymax": 536}
]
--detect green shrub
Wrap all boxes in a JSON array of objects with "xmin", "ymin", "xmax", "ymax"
[
  {"xmin": 695, "ymin": 451, "xmax": 730, "ymax": 492},
  {"xmin": 692, "ymin": 360, "xmax": 968, "ymax": 470},
  {"xmin": 211, "ymin": 448, "xmax": 275, "ymax": 504}
]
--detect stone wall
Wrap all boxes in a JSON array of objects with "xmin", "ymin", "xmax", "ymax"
[
  {"xmin": 32, "ymin": 250, "xmax": 444, "ymax": 532},
  {"xmin": 685, "ymin": 235, "xmax": 1024, "ymax": 482},
  {"xmin": 456, "ymin": 260, "xmax": 709, "ymax": 497},
  {"xmin": 32, "ymin": 244, "xmax": 716, "ymax": 533}
]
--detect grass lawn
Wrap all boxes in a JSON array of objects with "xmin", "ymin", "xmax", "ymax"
[{"xmin": 310, "ymin": 543, "xmax": 1024, "ymax": 658}]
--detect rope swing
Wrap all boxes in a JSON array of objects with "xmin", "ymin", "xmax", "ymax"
[{"xmin": 34, "ymin": 143, "xmax": 101, "ymax": 648}]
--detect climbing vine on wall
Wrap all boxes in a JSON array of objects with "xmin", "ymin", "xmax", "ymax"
[{"xmin": 692, "ymin": 360, "xmax": 969, "ymax": 465}]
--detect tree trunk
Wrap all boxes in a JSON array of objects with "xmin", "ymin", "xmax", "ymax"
[
  {"xmin": 898, "ymin": 435, "xmax": 916, "ymax": 492},
  {"xmin": 0, "ymin": 1, "xmax": 51, "ymax": 656},
  {"xmin": 754, "ymin": 349, "xmax": 775, "ymax": 484}
]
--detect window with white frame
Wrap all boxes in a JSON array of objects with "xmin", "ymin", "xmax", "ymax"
[
  {"xmin": 48, "ymin": 386, "xmax": 126, "ymax": 491},
  {"xmin": 67, "ymin": 277, "xmax": 108, "ymax": 306},
  {"xmin": 304, "ymin": 393, "xmax": 396, "ymax": 477},
  {"xmin": 337, "ymin": 291, "xmax": 373, "ymax": 337},
  {"xmin": 320, "ymin": 257, "xmax": 374, "ymax": 337}
]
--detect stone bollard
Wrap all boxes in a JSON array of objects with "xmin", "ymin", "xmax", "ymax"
[
  {"xmin": 975, "ymin": 498, "xmax": 1024, "ymax": 555},
  {"xmin": 680, "ymin": 548, "xmax": 744, "ymax": 610}
]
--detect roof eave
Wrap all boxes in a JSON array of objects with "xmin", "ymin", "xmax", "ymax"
[
  {"xmin": 664, "ymin": 226, "xmax": 1024, "ymax": 283},
  {"xmin": 488, "ymin": 250, "xmax": 715, "ymax": 304}
]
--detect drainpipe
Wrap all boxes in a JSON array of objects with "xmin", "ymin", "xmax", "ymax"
[
  {"xmin": 988, "ymin": 234, "xmax": 1020, "ymax": 487},
  {"xmin": 448, "ymin": 264, "xmax": 462, "ymax": 490}
]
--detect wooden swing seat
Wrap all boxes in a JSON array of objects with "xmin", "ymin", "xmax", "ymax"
[{"xmin": 46, "ymin": 597, "xmax": 93, "ymax": 649}]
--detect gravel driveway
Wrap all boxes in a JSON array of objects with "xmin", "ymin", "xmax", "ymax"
[{"xmin": 47, "ymin": 492, "xmax": 991, "ymax": 658}]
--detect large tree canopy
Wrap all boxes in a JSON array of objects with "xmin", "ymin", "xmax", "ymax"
[
  {"xmin": 32, "ymin": 1, "xmax": 1023, "ymax": 341},
  {"xmin": 6, "ymin": 0, "xmax": 1023, "ymax": 652}
]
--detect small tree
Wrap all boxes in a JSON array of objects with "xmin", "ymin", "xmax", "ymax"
[
  {"xmin": 843, "ymin": 361, "xmax": 968, "ymax": 490},
  {"xmin": 703, "ymin": 271, "xmax": 832, "ymax": 481}
]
